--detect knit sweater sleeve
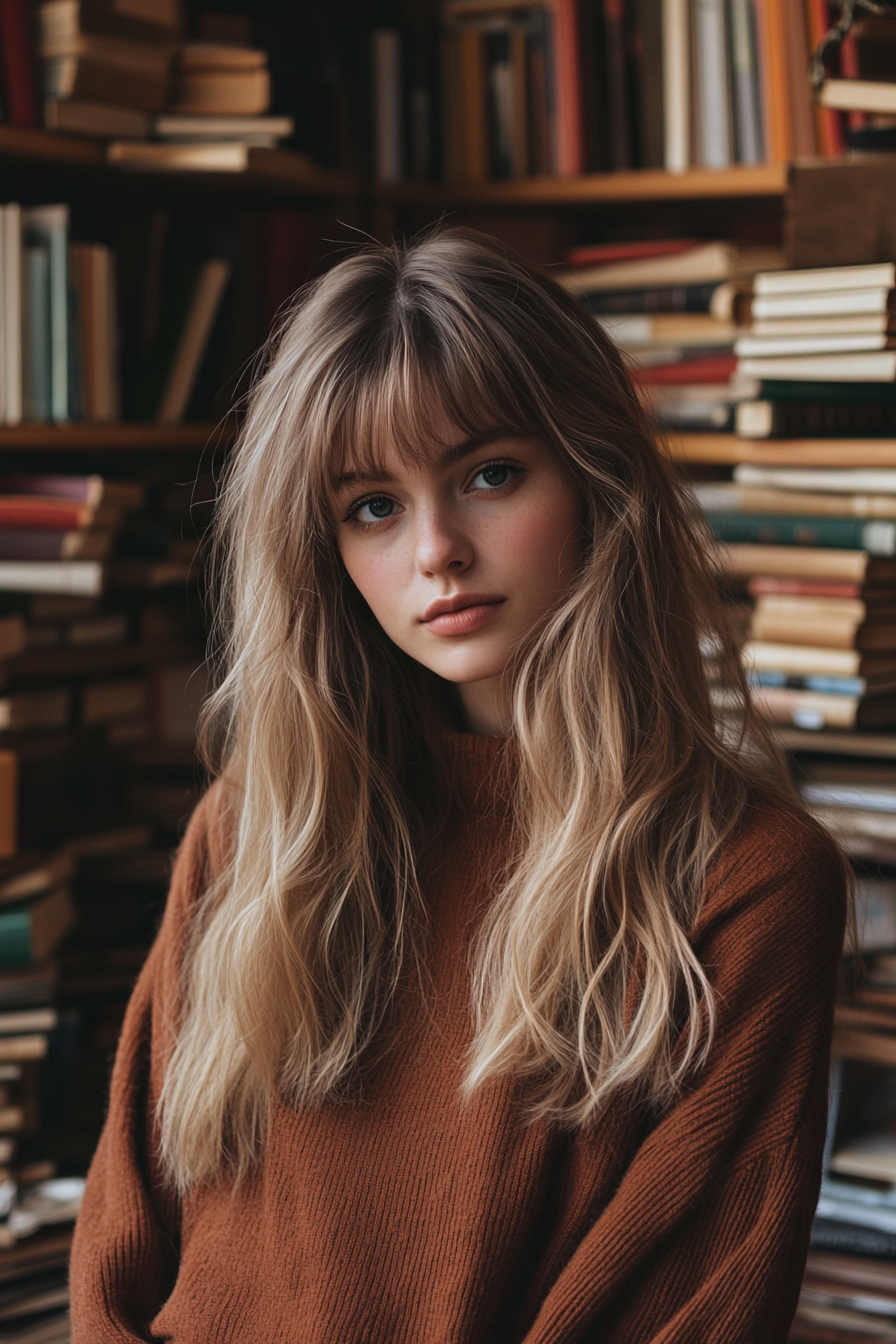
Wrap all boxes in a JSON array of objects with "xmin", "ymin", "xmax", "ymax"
[
  {"xmin": 519, "ymin": 806, "xmax": 847, "ymax": 1344},
  {"xmin": 69, "ymin": 783, "xmax": 225, "ymax": 1343}
]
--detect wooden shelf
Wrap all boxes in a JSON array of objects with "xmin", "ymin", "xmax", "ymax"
[
  {"xmin": 376, "ymin": 163, "xmax": 789, "ymax": 208},
  {"xmin": 0, "ymin": 127, "xmax": 357, "ymax": 197},
  {"xmin": 0, "ymin": 422, "xmax": 232, "ymax": 451},
  {"xmin": 667, "ymin": 433, "xmax": 896, "ymax": 468}
]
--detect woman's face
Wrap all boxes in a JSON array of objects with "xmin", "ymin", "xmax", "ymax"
[{"xmin": 331, "ymin": 428, "xmax": 583, "ymax": 735}]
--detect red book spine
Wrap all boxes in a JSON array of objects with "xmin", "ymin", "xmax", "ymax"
[
  {"xmin": 632, "ymin": 355, "xmax": 738, "ymax": 385},
  {"xmin": 553, "ymin": 0, "xmax": 584, "ymax": 175},
  {"xmin": 748, "ymin": 577, "xmax": 863, "ymax": 599},
  {"xmin": 0, "ymin": 500, "xmax": 92, "ymax": 530},
  {"xmin": 838, "ymin": 29, "xmax": 867, "ymax": 132},
  {"xmin": 0, "ymin": 0, "xmax": 38, "ymax": 127}
]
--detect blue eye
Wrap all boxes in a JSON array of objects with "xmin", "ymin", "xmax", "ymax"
[{"xmin": 472, "ymin": 464, "xmax": 513, "ymax": 490}]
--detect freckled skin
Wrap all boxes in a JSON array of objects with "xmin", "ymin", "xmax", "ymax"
[{"xmin": 332, "ymin": 433, "xmax": 583, "ymax": 736}]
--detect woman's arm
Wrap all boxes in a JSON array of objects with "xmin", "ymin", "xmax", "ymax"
[
  {"xmin": 69, "ymin": 786, "xmax": 223, "ymax": 1342},
  {"xmin": 519, "ymin": 808, "xmax": 847, "ymax": 1344}
]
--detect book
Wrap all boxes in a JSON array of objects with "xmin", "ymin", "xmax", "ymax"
[
  {"xmin": 0, "ymin": 853, "xmax": 74, "ymax": 907},
  {"xmin": 703, "ymin": 513, "xmax": 896, "ymax": 555},
  {"xmin": 107, "ymin": 141, "xmax": 254, "ymax": 172},
  {"xmin": 736, "ymin": 398, "xmax": 896, "ymax": 439},
  {"xmin": 736, "ymin": 333, "xmax": 896, "ymax": 357},
  {"xmin": 39, "ymin": 0, "xmax": 180, "ymax": 44},
  {"xmin": 746, "ymin": 686, "xmax": 896, "ymax": 731},
  {"xmin": 156, "ymin": 257, "xmax": 231, "ymax": 422},
  {"xmin": 755, "ymin": 263, "xmax": 896, "ymax": 296},
  {"xmin": 749, "ymin": 612, "xmax": 896, "ymax": 650},
  {"xmin": 1, "ymin": 204, "xmax": 23, "ymax": 427},
  {"xmin": 601, "ymin": 0, "xmax": 630, "ymax": 171},
  {"xmin": 40, "ymin": 32, "xmax": 174, "ymax": 111},
  {"xmin": 692, "ymin": 482, "xmax": 896, "ymax": 519},
  {"xmin": 782, "ymin": 0, "xmax": 816, "ymax": 160},
  {"xmin": 802, "ymin": 783, "xmax": 896, "ymax": 815},
  {"xmin": 820, "ymin": 78, "xmax": 896, "ymax": 116},
  {"xmin": 743, "ymin": 643, "xmax": 896, "ymax": 678},
  {"xmin": 0, "ymin": 690, "xmax": 70, "ymax": 732},
  {"xmin": 0, "ymin": 474, "xmax": 143, "ymax": 511},
  {"xmin": 0, "ymin": 530, "xmax": 114, "ymax": 562},
  {"xmin": 21, "ymin": 208, "xmax": 68, "ymax": 424},
  {"xmin": 728, "ymin": 0, "xmax": 763, "ymax": 163},
  {"xmin": 170, "ymin": 43, "xmax": 270, "ymax": 117},
  {"xmin": 0, "ymin": 755, "xmax": 14, "ymax": 862},
  {"xmin": 68, "ymin": 242, "xmax": 119, "ymax": 421},
  {"xmin": 733, "ymin": 464, "xmax": 896, "ymax": 495},
  {"xmin": 80, "ymin": 678, "xmax": 147, "ymax": 725},
  {"xmin": 751, "ymin": 314, "xmax": 896, "ymax": 336},
  {"xmin": 0, "ymin": 0, "xmax": 39, "ymax": 126},
  {"xmin": 631, "ymin": 354, "xmax": 737, "ymax": 385},
  {"xmin": 0, "ymin": 889, "xmax": 73, "ymax": 969},
  {"xmin": 598, "ymin": 313, "xmax": 736, "ymax": 347},
  {"xmin": 560, "ymin": 242, "xmax": 783, "ymax": 294},
  {"xmin": 22, "ymin": 243, "xmax": 51, "ymax": 423},
  {"xmin": 0, "ymin": 619, "xmax": 25, "ymax": 661},
  {"xmin": 750, "ymin": 672, "xmax": 896, "ymax": 698},
  {"xmin": 0, "ymin": 562, "xmax": 104, "ymax": 596},
  {"xmin": 831, "ymin": 1027, "xmax": 896, "ymax": 1067},
  {"xmin": 752, "ymin": 289, "xmax": 896, "ymax": 320},
  {"xmin": 153, "ymin": 113, "xmax": 294, "ymax": 144},
  {"xmin": 0, "ymin": 1010, "xmax": 57, "ymax": 1036},
  {"xmin": 662, "ymin": 0, "xmax": 689, "ymax": 171},
  {"xmin": 693, "ymin": 0, "xmax": 731, "ymax": 168},
  {"xmin": 739, "ymin": 351, "xmax": 896, "ymax": 382},
  {"xmin": 371, "ymin": 29, "xmax": 403, "ymax": 183},
  {"xmin": 0, "ymin": 966, "xmax": 57, "ymax": 1009},
  {"xmin": 43, "ymin": 97, "xmax": 150, "ymax": 137},
  {"xmin": 717, "ymin": 545, "xmax": 896, "ymax": 583},
  {"xmin": 631, "ymin": 0, "xmax": 664, "ymax": 168},
  {"xmin": 582, "ymin": 282, "xmax": 723, "ymax": 315},
  {"xmin": 553, "ymin": 0, "xmax": 583, "ymax": 175}
]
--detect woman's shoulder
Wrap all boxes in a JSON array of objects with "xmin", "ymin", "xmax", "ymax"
[{"xmin": 694, "ymin": 797, "xmax": 848, "ymax": 951}]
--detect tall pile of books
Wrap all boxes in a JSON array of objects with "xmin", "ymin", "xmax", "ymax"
[
  {"xmin": 559, "ymin": 238, "xmax": 780, "ymax": 436},
  {"xmin": 371, "ymin": 0, "xmax": 849, "ymax": 184}
]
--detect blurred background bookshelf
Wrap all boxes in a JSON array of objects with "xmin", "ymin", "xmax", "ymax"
[{"xmin": 2, "ymin": 0, "xmax": 896, "ymax": 1340}]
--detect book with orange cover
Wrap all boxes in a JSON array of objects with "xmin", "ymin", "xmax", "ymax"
[
  {"xmin": 754, "ymin": 0, "xmax": 793, "ymax": 162},
  {"xmin": 804, "ymin": 0, "xmax": 845, "ymax": 156}
]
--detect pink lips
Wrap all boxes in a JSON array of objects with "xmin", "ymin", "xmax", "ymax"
[{"xmin": 421, "ymin": 594, "xmax": 505, "ymax": 636}]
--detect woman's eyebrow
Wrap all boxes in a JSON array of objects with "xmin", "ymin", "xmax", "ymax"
[{"xmin": 332, "ymin": 435, "xmax": 504, "ymax": 492}]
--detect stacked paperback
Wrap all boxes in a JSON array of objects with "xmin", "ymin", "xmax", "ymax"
[{"xmin": 560, "ymin": 239, "xmax": 781, "ymax": 434}]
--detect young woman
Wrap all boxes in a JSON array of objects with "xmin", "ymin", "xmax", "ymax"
[{"xmin": 71, "ymin": 228, "xmax": 847, "ymax": 1343}]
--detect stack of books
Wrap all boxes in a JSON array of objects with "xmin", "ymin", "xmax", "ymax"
[
  {"xmin": 560, "ymin": 239, "xmax": 781, "ymax": 435},
  {"xmin": 698, "ymin": 463, "xmax": 896, "ymax": 734},
  {"xmin": 107, "ymin": 42, "xmax": 291, "ymax": 173},
  {"xmin": 372, "ymin": 0, "xmax": 846, "ymax": 183},
  {"xmin": 37, "ymin": 0, "xmax": 180, "ymax": 140}
]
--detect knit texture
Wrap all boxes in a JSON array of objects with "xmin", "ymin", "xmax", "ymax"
[{"xmin": 70, "ymin": 728, "xmax": 846, "ymax": 1343}]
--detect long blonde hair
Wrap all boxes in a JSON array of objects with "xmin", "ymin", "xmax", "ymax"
[{"xmin": 159, "ymin": 227, "xmax": 797, "ymax": 1191}]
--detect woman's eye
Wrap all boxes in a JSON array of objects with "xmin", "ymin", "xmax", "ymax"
[
  {"xmin": 471, "ymin": 464, "xmax": 514, "ymax": 490},
  {"xmin": 352, "ymin": 496, "xmax": 398, "ymax": 524}
]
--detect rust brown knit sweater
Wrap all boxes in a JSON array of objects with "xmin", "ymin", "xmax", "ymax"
[{"xmin": 70, "ymin": 728, "xmax": 846, "ymax": 1343}]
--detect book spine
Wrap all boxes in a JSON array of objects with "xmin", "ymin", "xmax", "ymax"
[
  {"xmin": 23, "ymin": 247, "xmax": 50, "ymax": 423},
  {"xmin": 804, "ymin": 0, "xmax": 844, "ymax": 156},
  {"xmin": 48, "ymin": 216, "xmax": 69, "ymax": 424},
  {"xmin": 603, "ymin": 0, "xmax": 632, "ymax": 169},
  {"xmin": 0, "ymin": 0, "xmax": 39, "ymax": 126},
  {"xmin": 583, "ymin": 282, "xmax": 720, "ymax": 313},
  {"xmin": 694, "ymin": 0, "xmax": 732, "ymax": 168},
  {"xmin": 737, "ymin": 397, "xmax": 896, "ymax": 438},
  {"xmin": 728, "ymin": 0, "xmax": 763, "ymax": 162},
  {"xmin": 782, "ymin": 0, "xmax": 816, "ymax": 157},
  {"xmin": 372, "ymin": 29, "xmax": 404, "ymax": 183},
  {"xmin": 705, "ymin": 512, "xmax": 896, "ymax": 554},
  {"xmin": 633, "ymin": 0, "xmax": 666, "ymax": 167},
  {"xmin": 553, "ymin": 0, "xmax": 585, "ymax": 174},
  {"xmin": 0, "ymin": 913, "xmax": 32, "ymax": 969},
  {"xmin": 1, "ymin": 206, "xmax": 21, "ymax": 427},
  {"xmin": 486, "ymin": 30, "xmax": 513, "ymax": 179},
  {"xmin": 754, "ymin": 0, "xmax": 792, "ymax": 162},
  {"xmin": 662, "ymin": 0, "xmax": 690, "ymax": 170},
  {"xmin": 811, "ymin": 1217, "xmax": 896, "ymax": 1259}
]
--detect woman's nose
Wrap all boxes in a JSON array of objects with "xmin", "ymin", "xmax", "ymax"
[{"xmin": 414, "ymin": 506, "xmax": 474, "ymax": 577}]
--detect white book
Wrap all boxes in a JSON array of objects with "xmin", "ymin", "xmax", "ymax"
[
  {"xmin": 372, "ymin": 29, "xmax": 403, "ymax": 183},
  {"xmin": 663, "ymin": 0, "xmax": 690, "ymax": 171},
  {"xmin": 0, "ymin": 560, "xmax": 103, "ymax": 595},
  {"xmin": 154, "ymin": 113, "xmax": 294, "ymax": 141},
  {"xmin": 738, "ymin": 351, "xmax": 896, "ymax": 381},
  {"xmin": 734, "ymin": 464, "xmax": 896, "ymax": 494},
  {"xmin": 751, "ymin": 314, "xmax": 894, "ymax": 336},
  {"xmin": 694, "ymin": 0, "xmax": 731, "ymax": 168},
  {"xmin": 107, "ymin": 141, "xmax": 251, "ymax": 171},
  {"xmin": 2, "ymin": 205, "xmax": 21, "ymax": 426},
  {"xmin": 735, "ymin": 332, "xmax": 895, "ymax": 357},
  {"xmin": 819, "ymin": 78, "xmax": 896, "ymax": 116},
  {"xmin": 755, "ymin": 262, "xmax": 896, "ymax": 296},
  {"xmin": 753, "ymin": 289, "xmax": 895, "ymax": 320}
]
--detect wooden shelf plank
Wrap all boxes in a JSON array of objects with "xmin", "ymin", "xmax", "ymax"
[
  {"xmin": 377, "ymin": 163, "xmax": 788, "ymax": 207},
  {"xmin": 667, "ymin": 433, "xmax": 896, "ymax": 468},
  {"xmin": 0, "ymin": 422, "xmax": 232, "ymax": 451},
  {"xmin": 0, "ymin": 127, "xmax": 357, "ymax": 197}
]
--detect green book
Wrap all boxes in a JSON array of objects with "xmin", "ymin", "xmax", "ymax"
[
  {"xmin": 0, "ymin": 889, "xmax": 74, "ymax": 968},
  {"xmin": 703, "ymin": 512, "xmax": 896, "ymax": 556}
]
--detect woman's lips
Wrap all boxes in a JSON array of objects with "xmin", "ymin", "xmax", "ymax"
[{"xmin": 423, "ymin": 599, "xmax": 506, "ymax": 636}]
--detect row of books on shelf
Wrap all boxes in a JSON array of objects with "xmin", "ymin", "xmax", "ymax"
[
  {"xmin": 0, "ymin": 201, "xmax": 232, "ymax": 426},
  {"xmin": 371, "ymin": 0, "xmax": 896, "ymax": 185}
]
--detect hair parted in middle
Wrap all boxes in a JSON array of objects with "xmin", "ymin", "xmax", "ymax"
[{"xmin": 158, "ymin": 225, "xmax": 800, "ymax": 1192}]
